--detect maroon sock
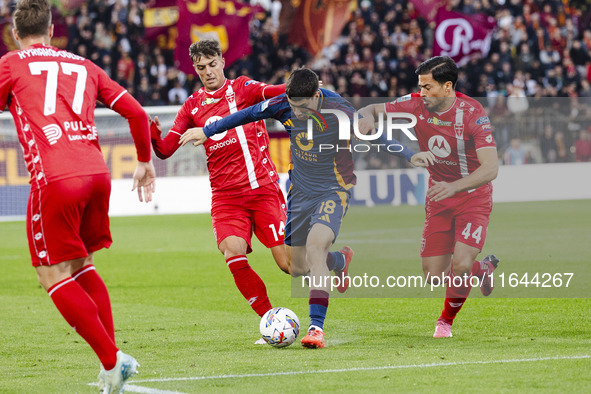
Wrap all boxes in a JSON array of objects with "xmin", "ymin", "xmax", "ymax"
[
  {"xmin": 439, "ymin": 271, "xmax": 473, "ymax": 325},
  {"xmin": 227, "ymin": 255, "xmax": 272, "ymax": 317},
  {"xmin": 48, "ymin": 278, "xmax": 118, "ymax": 369},
  {"xmin": 73, "ymin": 265, "xmax": 115, "ymax": 341}
]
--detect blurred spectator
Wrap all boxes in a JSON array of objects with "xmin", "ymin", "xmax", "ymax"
[
  {"xmin": 25, "ymin": 0, "xmax": 591, "ymax": 166},
  {"xmin": 555, "ymin": 131, "xmax": 569, "ymax": 162},
  {"xmin": 168, "ymin": 80, "xmax": 189, "ymax": 105},
  {"xmin": 504, "ymin": 138, "xmax": 527, "ymax": 165},
  {"xmin": 117, "ymin": 50, "xmax": 135, "ymax": 87},
  {"xmin": 539, "ymin": 43, "xmax": 561, "ymax": 70},
  {"xmin": 150, "ymin": 54, "xmax": 168, "ymax": 89},
  {"xmin": 540, "ymin": 125, "xmax": 558, "ymax": 163},
  {"xmin": 506, "ymin": 84, "xmax": 529, "ymax": 114},
  {"xmin": 574, "ymin": 129, "xmax": 591, "ymax": 162}
]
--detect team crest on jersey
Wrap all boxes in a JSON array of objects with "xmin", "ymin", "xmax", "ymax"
[
  {"xmin": 201, "ymin": 97, "xmax": 222, "ymax": 106},
  {"xmin": 476, "ymin": 116, "xmax": 490, "ymax": 125},
  {"xmin": 304, "ymin": 108, "xmax": 328, "ymax": 133},
  {"xmin": 455, "ymin": 124, "xmax": 464, "ymax": 139},
  {"xmin": 427, "ymin": 117, "xmax": 452, "ymax": 127},
  {"xmin": 226, "ymin": 90, "xmax": 235, "ymax": 104}
]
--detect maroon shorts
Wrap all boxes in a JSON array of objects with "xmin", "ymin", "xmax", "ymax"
[
  {"xmin": 211, "ymin": 182, "xmax": 287, "ymax": 253},
  {"xmin": 27, "ymin": 174, "xmax": 112, "ymax": 266},
  {"xmin": 421, "ymin": 189, "xmax": 492, "ymax": 257}
]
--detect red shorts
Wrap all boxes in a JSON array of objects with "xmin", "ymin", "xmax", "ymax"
[
  {"xmin": 211, "ymin": 182, "xmax": 286, "ymax": 253},
  {"xmin": 421, "ymin": 187, "xmax": 492, "ymax": 257},
  {"xmin": 27, "ymin": 174, "xmax": 112, "ymax": 266}
]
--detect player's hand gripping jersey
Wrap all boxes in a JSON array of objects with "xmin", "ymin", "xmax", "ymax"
[
  {"xmin": 385, "ymin": 93, "xmax": 496, "ymax": 195},
  {"xmin": 0, "ymin": 43, "xmax": 151, "ymax": 190},
  {"xmin": 152, "ymin": 77, "xmax": 284, "ymax": 194},
  {"xmin": 204, "ymin": 88, "xmax": 357, "ymax": 195}
]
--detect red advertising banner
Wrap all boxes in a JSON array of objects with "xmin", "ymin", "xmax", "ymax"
[
  {"xmin": 432, "ymin": 9, "xmax": 496, "ymax": 66},
  {"xmin": 408, "ymin": 0, "xmax": 448, "ymax": 23},
  {"xmin": 174, "ymin": 0, "xmax": 263, "ymax": 74},
  {"xmin": 288, "ymin": 0, "xmax": 354, "ymax": 56}
]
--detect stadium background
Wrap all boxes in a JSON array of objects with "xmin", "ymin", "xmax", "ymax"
[
  {"xmin": 1, "ymin": 0, "xmax": 590, "ymax": 219},
  {"xmin": 0, "ymin": 2, "xmax": 590, "ymax": 392}
]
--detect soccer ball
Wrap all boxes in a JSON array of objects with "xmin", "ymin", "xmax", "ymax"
[{"xmin": 259, "ymin": 307, "xmax": 300, "ymax": 347}]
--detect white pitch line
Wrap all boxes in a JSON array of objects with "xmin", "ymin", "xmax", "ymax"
[
  {"xmin": 130, "ymin": 355, "xmax": 590, "ymax": 384},
  {"xmin": 123, "ymin": 384, "xmax": 188, "ymax": 394}
]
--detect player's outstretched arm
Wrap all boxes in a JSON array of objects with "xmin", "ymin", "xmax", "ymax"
[
  {"xmin": 132, "ymin": 161, "xmax": 156, "ymax": 202},
  {"xmin": 357, "ymin": 103, "xmax": 385, "ymax": 135},
  {"xmin": 180, "ymin": 98, "xmax": 280, "ymax": 148}
]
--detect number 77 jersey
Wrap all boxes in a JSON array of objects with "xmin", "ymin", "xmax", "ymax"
[{"xmin": 0, "ymin": 43, "xmax": 127, "ymax": 190}]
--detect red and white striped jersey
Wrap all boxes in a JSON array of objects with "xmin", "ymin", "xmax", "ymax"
[
  {"xmin": 160, "ymin": 76, "xmax": 284, "ymax": 194},
  {"xmin": 0, "ymin": 43, "xmax": 151, "ymax": 191},
  {"xmin": 385, "ymin": 92, "xmax": 496, "ymax": 194}
]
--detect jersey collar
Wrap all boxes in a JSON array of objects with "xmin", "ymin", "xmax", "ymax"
[
  {"xmin": 204, "ymin": 78, "xmax": 229, "ymax": 95},
  {"xmin": 435, "ymin": 96, "xmax": 458, "ymax": 116}
]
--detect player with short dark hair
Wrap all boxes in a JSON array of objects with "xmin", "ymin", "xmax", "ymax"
[
  {"xmin": 0, "ymin": 0, "xmax": 156, "ymax": 391},
  {"xmin": 177, "ymin": 68, "xmax": 431, "ymax": 348},
  {"xmin": 150, "ymin": 40, "xmax": 292, "ymax": 341},
  {"xmin": 358, "ymin": 56, "xmax": 500, "ymax": 338}
]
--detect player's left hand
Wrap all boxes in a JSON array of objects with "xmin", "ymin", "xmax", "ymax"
[
  {"xmin": 179, "ymin": 127, "xmax": 207, "ymax": 147},
  {"xmin": 410, "ymin": 151, "xmax": 435, "ymax": 167},
  {"xmin": 426, "ymin": 180, "xmax": 457, "ymax": 202}
]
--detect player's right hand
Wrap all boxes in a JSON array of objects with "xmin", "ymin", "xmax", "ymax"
[
  {"xmin": 179, "ymin": 127, "xmax": 208, "ymax": 147},
  {"xmin": 132, "ymin": 160, "xmax": 156, "ymax": 202},
  {"xmin": 410, "ymin": 151, "xmax": 435, "ymax": 167}
]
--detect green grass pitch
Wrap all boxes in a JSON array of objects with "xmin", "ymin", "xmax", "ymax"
[{"xmin": 1, "ymin": 200, "xmax": 590, "ymax": 392}]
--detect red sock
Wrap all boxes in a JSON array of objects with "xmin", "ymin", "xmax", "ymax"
[
  {"xmin": 73, "ymin": 265, "xmax": 115, "ymax": 341},
  {"xmin": 470, "ymin": 259, "xmax": 487, "ymax": 277},
  {"xmin": 227, "ymin": 255, "xmax": 272, "ymax": 317},
  {"xmin": 439, "ymin": 270, "xmax": 473, "ymax": 325},
  {"xmin": 48, "ymin": 278, "xmax": 118, "ymax": 369}
]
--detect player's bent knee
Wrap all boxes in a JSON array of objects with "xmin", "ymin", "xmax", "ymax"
[
  {"xmin": 452, "ymin": 259, "xmax": 473, "ymax": 276},
  {"xmin": 275, "ymin": 259, "xmax": 291, "ymax": 275},
  {"xmin": 290, "ymin": 264, "xmax": 308, "ymax": 278}
]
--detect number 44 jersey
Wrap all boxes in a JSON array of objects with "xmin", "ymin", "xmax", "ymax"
[{"xmin": 0, "ymin": 43, "xmax": 129, "ymax": 190}]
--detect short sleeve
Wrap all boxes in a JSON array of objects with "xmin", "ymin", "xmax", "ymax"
[{"xmin": 470, "ymin": 108, "xmax": 496, "ymax": 150}]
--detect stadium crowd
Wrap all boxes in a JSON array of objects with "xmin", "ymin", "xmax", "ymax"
[{"xmin": 6, "ymin": 0, "xmax": 589, "ymax": 165}]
